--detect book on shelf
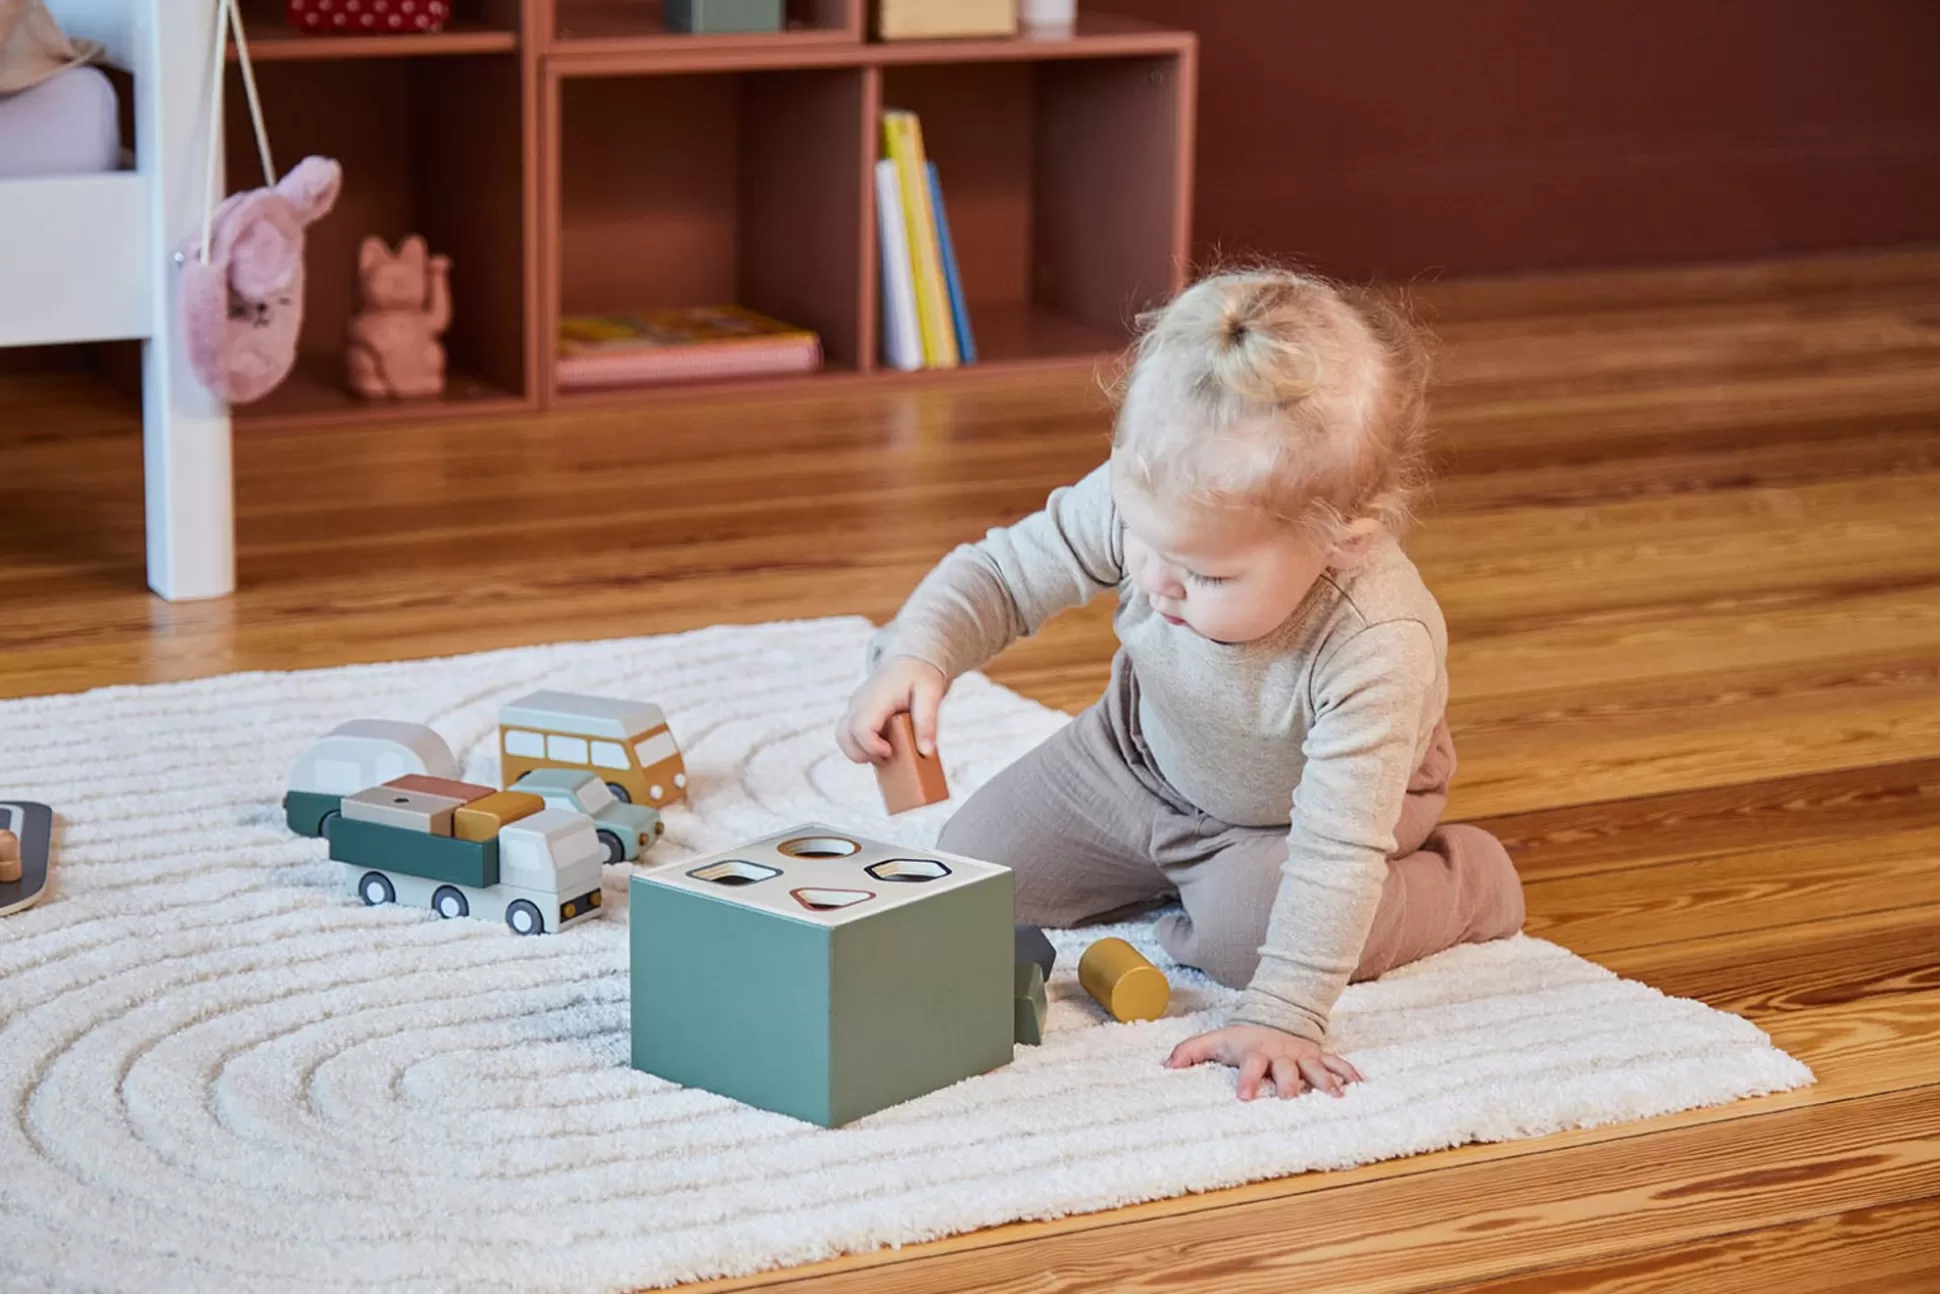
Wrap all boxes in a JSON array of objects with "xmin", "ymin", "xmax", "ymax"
[
  {"xmin": 874, "ymin": 159, "xmax": 923, "ymax": 373},
  {"xmin": 878, "ymin": 108, "xmax": 976, "ymax": 371},
  {"xmin": 555, "ymin": 306, "xmax": 821, "ymax": 391},
  {"xmin": 927, "ymin": 160, "xmax": 977, "ymax": 366}
]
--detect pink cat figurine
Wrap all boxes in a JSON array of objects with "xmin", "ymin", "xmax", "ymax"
[
  {"xmin": 179, "ymin": 155, "xmax": 342, "ymax": 404},
  {"xmin": 346, "ymin": 235, "xmax": 451, "ymax": 399}
]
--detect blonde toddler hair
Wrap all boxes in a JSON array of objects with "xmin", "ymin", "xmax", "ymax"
[{"xmin": 1111, "ymin": 268, "xmax": 1431, "ymax": 544}]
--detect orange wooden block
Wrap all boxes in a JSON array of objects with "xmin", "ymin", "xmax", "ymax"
[
  {"xmin": 0, "ymin": 829, "xmax": 18, "ymax": 884},
  {"xmin": 452, "ymin": 790, "xmax": 545, "ymax": 841},
  {"xmin": 385, "ymin": 773, "xmax": 497, "ymax": 804},
  {"xmin": 875, "ymin": 712, "xmax": 949, "ymax": 815}
]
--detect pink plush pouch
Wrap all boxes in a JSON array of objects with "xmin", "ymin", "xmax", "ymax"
[
  {"xmin": 176, "ymin": 0, "xmax": 342, "ymax": 405},
  {"xmin": 178, "ymin": 156, "xmax": 340, "ymax": 404}
]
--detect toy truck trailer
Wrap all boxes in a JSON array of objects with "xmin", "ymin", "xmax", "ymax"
[{"xmin": 330, "ymin": 792, "xmax": 606, "ymax": 936}]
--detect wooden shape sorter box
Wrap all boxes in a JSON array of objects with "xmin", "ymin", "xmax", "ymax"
[{"xmin": 631, "ymin": 825, "xmax": 1014, "ymax": 1128}]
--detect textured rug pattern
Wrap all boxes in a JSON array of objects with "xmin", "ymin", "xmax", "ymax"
[{"xmin": 0, "ymin": 618, "xmax": 1813, "ymax": 1293}]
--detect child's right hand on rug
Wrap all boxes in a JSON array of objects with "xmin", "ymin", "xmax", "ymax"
[{"xmin": 838, "ymin": 655, "xmax": 947, "ymax": 763}]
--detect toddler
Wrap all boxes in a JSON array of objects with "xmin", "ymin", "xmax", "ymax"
[{"xmin": 838, "ymin": 269, "xmax": 1525, "ymax": 1101}]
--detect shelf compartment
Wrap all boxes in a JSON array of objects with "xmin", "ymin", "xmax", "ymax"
[
  {"xmin": 549, "ymin": 0, "xmax": 857, "ymax": 54},
  {"xmin": 549, "ymin": 65, "xmax": 871, "ymax": 397},
  {"xmin": 874, "ymin": 53, "xmax": 1188, "ymax": 370},
  {"xmin": 225, "ymin": 52, "xmax": 532, "ymax": 427},
  {"xmin": 234, "ymin": 0, "xmax": 522, "ymax": 60}
]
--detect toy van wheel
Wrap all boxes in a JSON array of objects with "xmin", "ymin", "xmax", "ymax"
[
  {"xmin": 319, "ymin": 810, "xmax": 341, "ymax": 840},
  {"xmin": 431, "ymin": 886, "xmax": 469, "ymax": 919},
  {"xmin": 597, "ymin": 829, "xmax": 626, "ymax": 864},
  {"xmin": 605, "ymin": 782, "xmax": 631, "ymax": 804},
  {"xmin": 505, "ymin": 900, "xmax": 544, "ymax": 936},
  {"xmin": 358, "ymin": 872, "xmax": 396, "ymax": 906}
]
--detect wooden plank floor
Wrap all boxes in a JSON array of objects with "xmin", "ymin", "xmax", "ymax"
[{"xmin": 3, "ymin": 249, "xmax": 1938, "ymax": 1291}]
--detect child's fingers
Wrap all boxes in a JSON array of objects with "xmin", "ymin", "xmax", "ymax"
[
  {"xmin": 1163, "ymin": 1037, "xmax": 1213, "ymax": 1069},
  {"xmin": 858, "ymin": 716, "xmax": 895, "ymax": 761},
  {"xmin": 908, "ymin": 670, "xmax": 944, "ymax": 758},
  {"xmin": 1299, "ymin": 1055, "xmax": 1343, "ymax": 1097},
  {"xmin": 1269, "ymin": 1056, "xmax": 1304, "ymax": 1100},
  {"xmin": 1321, "ymin": 1053, "xmax": 1363, "ymax": 1085},
  {"xmin": 1235, "ymin": 1053, "xmax": 1270, "ymax": 1100}
]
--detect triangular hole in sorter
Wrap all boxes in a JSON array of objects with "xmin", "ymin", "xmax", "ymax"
[{"xmin": 791, "ymin": 887, "xmax": 874, "ymax": 911}]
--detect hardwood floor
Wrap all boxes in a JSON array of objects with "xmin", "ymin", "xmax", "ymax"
[{"xmin": 4, "ymin": 249, "xmax": 1939, "ymax": 1291}]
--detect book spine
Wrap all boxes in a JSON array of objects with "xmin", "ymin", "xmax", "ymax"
[
  {"xmin": 883, "ymin": 109, "xmax": 957, "ymax": 369},
  {"xmin": 902, "ymin": 112, "xmax": 960, "ymax": 367},
  {"xmin": 927, "ymin": 160, "xmax": 976, "ymax": 366},
  {"xmin": 874, "ymin": 159, "xmax": 923, "ymax": 372}
]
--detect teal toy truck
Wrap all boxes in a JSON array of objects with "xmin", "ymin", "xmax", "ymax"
[{"xmin": 328, "ymin": 786, "xmax": 606, "ymax": 936}]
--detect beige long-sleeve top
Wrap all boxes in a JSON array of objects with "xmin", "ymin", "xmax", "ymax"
[{"xmin": 869, "ymin": 464, "xmax": 1449, "ymax": 1042}]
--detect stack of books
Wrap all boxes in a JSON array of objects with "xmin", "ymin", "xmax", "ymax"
[
  {"xmin": 877, "ymin": 108, "xmax": 977, "ymax": 373},
  {"xmin": 555, "ymin": 305, "xmax": 822, "ymax": 391}
]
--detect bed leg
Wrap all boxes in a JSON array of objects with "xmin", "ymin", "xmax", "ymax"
[{"xmin": 138, "ymin": 0, "xmax": 234, "ymax": 601}]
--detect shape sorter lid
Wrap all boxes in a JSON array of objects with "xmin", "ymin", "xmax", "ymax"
[{"xmin": 634, "ymin": 822, "xmax": 1009, "ymax": 928}]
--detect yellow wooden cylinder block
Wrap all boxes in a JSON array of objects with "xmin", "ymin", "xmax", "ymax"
[{"xmin": 1078, "ymin": 937, "xmax": 1169, "ymax": 1022}]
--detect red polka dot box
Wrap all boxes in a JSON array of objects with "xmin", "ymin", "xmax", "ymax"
[{"xmin": 286, "ymin": 0, "xmax": 452, "ymax": 34}]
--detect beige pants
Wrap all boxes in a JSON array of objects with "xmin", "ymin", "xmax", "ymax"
[{"xmin": 940, "ymin": 657, "xmax": 1526, "ymax": 988}]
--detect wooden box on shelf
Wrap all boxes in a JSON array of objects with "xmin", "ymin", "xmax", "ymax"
[
  {"xmin": 873, "ymin": 0, "xmax": 1015, "ymax": 41},
  {"xmin": 664, "ymin": 0, "xmax": 784, "ymax": 33},
  {"xmin": 238, "ymin": 0, "xmax": 520, "ymax": 56},
  {"xmin": 549, "ymin": 0, "xmax": 856, "ymax": 49}
]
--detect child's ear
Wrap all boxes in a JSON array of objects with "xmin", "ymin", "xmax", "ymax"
[{"xmin": 1327, "ymin": 517, "xmax": 1384, "ymax": 569}]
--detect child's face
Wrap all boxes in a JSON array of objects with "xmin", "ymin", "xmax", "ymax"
[{"xmin": 1111, "ymin": 467, "xmax": 1331, "ymax": 645}]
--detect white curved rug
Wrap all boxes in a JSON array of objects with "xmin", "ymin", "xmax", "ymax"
[{"xmin": 0, "ymin": 617, "xmax": 1812, "ymax": 1293}]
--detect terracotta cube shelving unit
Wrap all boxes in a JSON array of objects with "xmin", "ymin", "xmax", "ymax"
[{"xmin": 222, "ymin": 0, "xmax": 1193, "ymax": 428}]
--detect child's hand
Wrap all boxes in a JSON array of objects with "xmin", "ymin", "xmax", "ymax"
[
  {"xmin": 837, "ymin": 655, "xmax": 947, "ymax": 764},
  {"xmin": 1165, "ymin": 1024, "xmax": 1363, "ymax": 1100}
]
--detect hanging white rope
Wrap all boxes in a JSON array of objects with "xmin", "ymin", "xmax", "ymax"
[{"xmin": 198, "ymin": 0, "xmax": 277, "ymax": 266}]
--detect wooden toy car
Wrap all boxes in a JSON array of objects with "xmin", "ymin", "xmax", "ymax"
[
  {"xmin": 512, "ymin": 767, "xmax": 663, "ymax": 862},
  {"xmin": 284, "ymin": 719, "xmax": 460, "ymax": 837},
  {"xmin": 499, "ymin": 690, "xmax": 688, "ymax": 809}
]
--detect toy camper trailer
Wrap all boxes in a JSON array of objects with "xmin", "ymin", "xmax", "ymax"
[{"xmin": 284, "ymin": 719, "xmax": 459, "ymax": 837}]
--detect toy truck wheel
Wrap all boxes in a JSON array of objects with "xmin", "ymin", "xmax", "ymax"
[
  {"xmin": 505, "ymin": 900, "xmax": 545, "ymax": 936},
  {"xmin": 605, "ymin": 782, "xmax": 631, "ymax": 804},
  {"xmin": 357, "ymin": 872, "xmax": 396, "ymax": 906},
  {"xmin": 431, "ymin": 886, "xmax": 470, "ymax": 919},
  {"xmin": 597, "ymin": 828, "xmax": 626, "ymax": 864}
]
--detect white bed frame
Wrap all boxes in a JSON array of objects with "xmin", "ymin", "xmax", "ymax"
[{"xmin": 0, "ymin": 0, "xmax": 234, "ymax": 600}]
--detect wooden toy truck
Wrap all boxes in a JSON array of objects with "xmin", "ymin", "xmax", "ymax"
[{"xmin": 326, "ymin": 783, "xmax": 607, "ymax": 936}]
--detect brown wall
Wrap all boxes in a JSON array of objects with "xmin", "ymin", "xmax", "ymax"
[{"xmin": 1109, "ymin": 0, "xmax": 1940, "ymax": 279}]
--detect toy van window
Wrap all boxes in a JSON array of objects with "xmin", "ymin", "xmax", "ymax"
[
  {"xmin": 592, "ymin": 740, "xmax": 629, "ymax": 770},
  {"xmin": 548, "ymin": 735, "xmax": 590, "ymax": 764},
  {"xmin": 575, "ymin": 779, "xmax": 615, "ymax": 813},
  {"xmin": 634, "ymin": 730, "xmax": 679, "ymax": 766},
  {"xmin": 505, "ymin": 729, "xmax": 545, "ymax": 758}
]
